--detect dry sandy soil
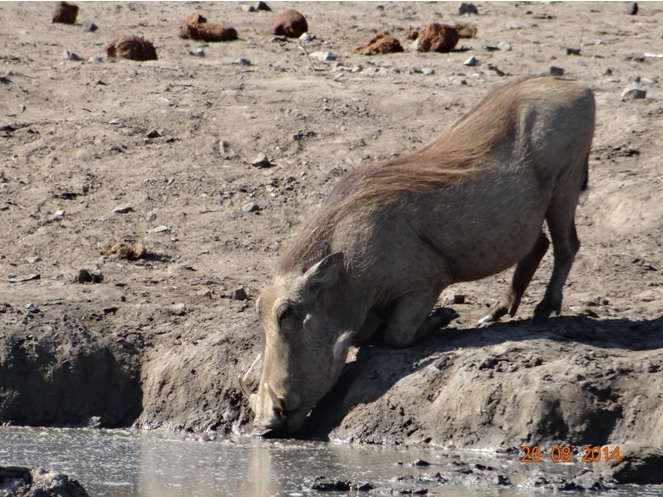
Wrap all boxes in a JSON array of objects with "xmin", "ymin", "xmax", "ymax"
[{"xmin": 1, "ymin": 0, "xmax": 663, "ymax": 484}]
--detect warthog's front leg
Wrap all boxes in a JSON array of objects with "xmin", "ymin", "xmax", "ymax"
[{"xmin": 480, "ymin": 231, "xmax": 550, "ymax": 324}]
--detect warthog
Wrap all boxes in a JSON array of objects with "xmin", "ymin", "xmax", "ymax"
[{"xmin": 240, "ymin": 76, "xmax": 596, "ymax": 436}]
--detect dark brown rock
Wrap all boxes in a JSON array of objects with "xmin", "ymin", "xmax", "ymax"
[{"xmin": 273, "ymin": 9, "xmax": 308, "ymax": 38}]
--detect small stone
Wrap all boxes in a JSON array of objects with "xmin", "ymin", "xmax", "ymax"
[
  {"xmin": 83, "ymin": 22, "xmax": 98, "ymax": 32},
  {"xmin": 464, "ymin": 55, "xmax": 478, "ymax": 66},
  {"xmin": 549, "ymin": 66, "xmax": 564, "ymax": 76},
  {"xmin": 233, "ymin": 57, "xmax": 251, "ymax": 66},
  {"xmin": 191, "ymin": 48, "xmax": 205, "ymax": 57},
  {"xmin": 273, "ymin": 9, "xmax": 308, "ymax": 38},
  {"xmin": 232, "ymin": 287, "xmax": 248, "ymax": 300},
  {"xmin": 311, "ymin": 51, "xmax": 337, "ymax": 62},
  {"xmin": 351, "ymin": 64, "xmax": 363, "ymax": 73},
  {"xmin": 242, "ymin": 202, "xmax": 260, "ymax": 213},
  {"xmin": 498, "ymin": 41, "xmax": 512, "ymax": 51},
  {"xmin": 149, "ymin": 225, "xmax": 170, "ymax": 233},
  {"xmin": 422, "ymin": 68, "xmax": 435, "ymax": 75},
  {"xmin": 88, "ymin": 55, "xmax": 103, "ymax": 63},
  {"xmin": 483, "ymin": 45, "xmax": 499, "ymax": 52},
  {"xmin": 52, "ymin": 210, "xmax": 65, "ymax": 220},
  {"xmin": 621, "ymin": 85, "xmax": 647, "ymax": 101},
  {"xmin": 52, "ymin": 1, "xmax": 78, "ymax": 24},
  {"xmin": 251, "ymin": 154, "xmax": 273, "ymax": 168},
  {"xmin": 112, "ymin": 205, "xmax": 134, "ymax": 214},
  {"xmin": 453, "ymin": 294, "xmax": 466, "ymax": 304},
  {"xmin": 566, "ymin": 47, "xmax": 581, "ymax": 55},
  {"xmin": 243, "ymin": 5, "xmax": 256, "ymax": 12},
  {"xmin": 413, "ymin": 459, "xmax": 431, "ymax": 466},
  {"xmin": 604, "ymin": 67, "xmax": 614, "ymax": 75},
  {"xmin": 75, "ymin": 269, "xmax": 103, "ymax": 284},
  {"xmin": 626, "ymin": 2, "xmax": 638, "ymax": 15},
  {"xmin": 255, "ymin": 1, "xmax": 271, "ymax": 11},
  {"xmin": 64, "ymin": 51, "xmax": 81, "ymax": 61},
  {"xmin": 170, "ymin": 303, "xmax": 186, "ymax": 316},
  {"xmin": 26, "ymin": 257, "xmax": 42, "ymax": 264},
  {"xmin": 458, "ymin": 2, "xmax": 478, "ymax": 15}
]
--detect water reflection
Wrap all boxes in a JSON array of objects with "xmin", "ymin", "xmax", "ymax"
[{"xmin": 2, "ymin": 427, "xmax": 662, "ymax": 497}]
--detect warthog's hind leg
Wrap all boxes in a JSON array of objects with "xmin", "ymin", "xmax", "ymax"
[
  {"xmin": 383, "ymin": 289, "xmax": 446, "ymax": 348},
  {"xmin": 532, "ymin": 207, "xmax": 581, "ymax": 324},
  {"xmin": 480, "ymin": 231, "xmax": 550, "ymax": 324}
]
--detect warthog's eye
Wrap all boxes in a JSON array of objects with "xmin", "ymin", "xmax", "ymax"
[{"xmin": 275, "ymin": 303, "xmax": 297, "ymax": 331}]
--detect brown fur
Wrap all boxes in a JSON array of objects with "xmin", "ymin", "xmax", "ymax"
[
  {"xmin": 417, "ymin": 23, "xmax": 459, "ymax": 53},
  {"xmin": 179, "ymin": 13, "xmax": 238, "ymax": 42},
  {"xmin": 356, "ymin": 31, "xmax": 404, "ymax": 55}
]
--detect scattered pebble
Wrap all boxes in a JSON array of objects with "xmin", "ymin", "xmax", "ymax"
[
  {"xmin": 255, "ymin": 2, "xmax": 271, "ymax": 11},
  {"xmin": 149, "ymin": 225, "xmax": 170, "ymax": 233},
  {"xmin": 356, "ymin": 31, "xmax": 403, "ymax": 55},
  {"xmin": 76, "ymin": 269, "xmax": 103, "ymax": 284},
  {"xmin": 232, "ymin": 287, "xmax": 248, "ymax": 300},
  {"xmin": 464, "ymin": 55, "xmax": 478, "ymax": 66},
  {"xmin": 310, "ymin": 51, "xmax": 337, "ymax": 62},
  {"xmin": 88, "ymin": 55, "xmax": 103, "ymax": 63},
  {"xmin": 112, "ymin": 205, "xmax": 134, "ymax": 214},
  {"xmin": 453, "ymin": 294, "xmax": 466, "ymax": 304},
  {"xmin": 620, "ymin": 85, "xmax": 646, "ymax": 101},
  {"xmin": 179, "ymin": 13, "xmax": 238, "ymax": 42},
  {"xmin": 498, "ymin": 41, "xmax": 512, "ymax": 51},
  {"xmin": 311, "ymin": 477, "xmax": 351, "ymax": 492},
  {"xmin": 100, "ymin": 241, "xmax": 146, "ymax": 261},
  {"xmin": 233, "ymin": 57, "xmax": 251, "ymax": 65},
  {"xmin": 413, "ymin": 459, "xmax": 431, "ymax": 466},
  {"xmin": 549, "ymin": 66, "xmax": 564, "ymax": 76},
  {"xmin": 106, "ymin": 35, "xmax": 157, "ymax": 61},
  {"xmin": 8, "ymin": 274, "xmax": 41, "ymax": 283},
  {"xmin": 242, "ymin": 202, "xmax": 260, "ymax": 213},
  {"xmin": 251, "ymin": 154, "xmax": 273, "ymax": 168},
  {"xmin": 170, "ymin": 303, "xmax": 186, "ymax": 316},
  {"xmin": 83, "ymin": 22, "xmax": 98, "ymax": 32},
  {"xmin": 243, "ymin": 5, "xmax": 256, "ymax": 12},
  {"xmin": 64, "ymin": 51, "xmax": 81, "ymax": 61},
  {"xmin": 190, "ymin": 47, "xmax": 205, "ymax": 57},
  {"xmin": 626, "ymin": 2, "xmax": 638, "ymax": 15},
  {"xmin": 422, "ymin": 68, "xmax": 435, "ymax": 75},
  {"xmin": 458, "ymin": 2, "xmax": 478, "ymax": 15},
  {"xmin": 566, "ymin": 47, "xmax": 581, "ymax": 56}
]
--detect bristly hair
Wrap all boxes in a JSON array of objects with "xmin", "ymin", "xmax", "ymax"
[{"xmin": 277, "ymin": 76, "xmax": 566, "ymax": 275}]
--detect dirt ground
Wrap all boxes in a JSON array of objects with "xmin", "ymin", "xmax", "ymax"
[{"xmin": 1, "ymin": 0, "xmax": 663, "ymax": 481}]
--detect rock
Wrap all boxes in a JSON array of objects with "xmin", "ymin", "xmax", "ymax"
[
  {"xmin": 52, "ymin": 1, "xmax": 78, "ymax": 24},
  {"xmin": 0, "ymin": 466, "xmax": 90, "ymax": 497},
  {"xmin": 311, "ymin": 51, "xmax": 337, "ymax": 62},
  {"xmin": 170, "ymin": 303, "xmax": 186, "ymax": 316},
  {"xmin": 273, "ymin": 9, "xmax": 308, "ymax": 38},
  {"xmin": 112, "ymin": 204, "xmax": 133, "ymax": 214},
  {"xmin": 356, "ymin": 31, "xmax": 403, "ymax": 55},
  {"xmin": 26, "ymin": 256, "xmax": 41, "ymax": 264},
  {"xmin": 232, "ymin": 287, "xmax": 248, "ymax": 300},
  {"xmin": 88, "ymin": 55, "xmax": 103, "ymax": 63},
  {"xmin": 311, "ymin": 477, "xmax": 351, "ymax": 491},
  {"xmin": 453, "ymin": 294, "xmax": 465, "ymax": 304},
  {"xmin": 76, "ymin": 269, "xmax": 103, "ymax": 284},
  {"xmin": 626, "ymin": 2, "xmax": 638, "ymax": 15},
  {"xmin": 243, "ymin": 5, "xmax": 255, "ymax": 12},
  {"xmin": 464, "ymin": 55, "xmax": 478, "ymax": 66},
  {"xmin": 105, "ymin": 35, "xmax": 157, "ymax": 61},
  {"xmin": 458, "ymin": 2, "xmax": 479, "ymax": 15},
  {"xmin": 233, "ymin": 57, "xmax": 251, "ymax": 65},
  {"xmin": 621, "ymin": 85, "xmax": 646, "ymax": 101},
  {"xmin": 82, "ymin": 22, "xmax": 97, "ymax": 32},
  {"xmin": 242, "ymin": 202, "xmax": 260, "ymax": 213},
  {"xmin": 606, "ymin": 445, "xmax": 663, "ymax": 484},
  {"xmin": 64, "ymin": 50, "xmax": 81, "ymax": 61},
  {"xmin": 179, "ymin": 13, "xmax": 238, "ymax": 42},
  {"xmin": 422, "ymin": 68, "xmax": 435, "ymax": 75},
  {"xmin": 417, "ymin": 23, "xmax": 459, "ymax": 53},
  {"xmin": 455, "ymin": 21, "xmax": 477, "ymax": 38},
  {"xmin": 498, "ymin": 41, "xmax": 512, "ymax": 51},
  {"xmin": 566, "ymin": 47, "xmax": 581, "ymax": 55},
  {"xmin": 190, "ymin": 48, "xmax": 205, "ymax": 57},
  {"xmin": 413, "ymin": 459, "xmax": 430, "ymax": 466},
  {"xmin": 8, "ymin": 274, "xmax": 41, "ymax": 283},
  {"xmin": 549, "ymin": 66, "xmax": 565, "ymax": 76},
  {"xmin": 255, "ymin": 1, "xmax": 271, "ymax": 11},
  {"xmin": 251, "ymin": 154, "xmax": 273, "ymax": 168}
]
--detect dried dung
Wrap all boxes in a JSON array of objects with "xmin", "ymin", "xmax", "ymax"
[
  {"xmin": 100, "ymin": 241, "xmax": 146, "ymax": 260},
  {"xmin": 179, "ymin": 12, "xmax": 238, "ymax": 42},
  {"xmin": 273, "ymin": 9, "xmax": 308, "ymax": 38},
  {"xmin": 455, "ymin": 21, "xmax": 478, "ymax": 38},
  {"xmin": 417, "ymin": 23, "xmax": 459, "ymax": 53},
  {"xmin": 52, "ymin": 1, "xmax": 78, "ymax": 24},
  {"xmin": 105, "ymin": 35, "xmax": 158, "ymax": 61},
  {"xmin": 356, "ymin": 31, "xmax": 404, "ymax": 55}
]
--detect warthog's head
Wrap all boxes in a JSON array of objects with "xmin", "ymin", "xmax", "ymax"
[{"xmin": 239, "ymin": 252, "xmax": 353, "ymax": 437}]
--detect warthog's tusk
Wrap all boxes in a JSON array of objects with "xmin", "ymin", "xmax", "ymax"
[
  {"xmin": 238, "ymin": 375, "xmax": 253, "ymax": 398},
  {"xmin": 264, "ymin": 383, "xmax": 285, "ymax": 414}
]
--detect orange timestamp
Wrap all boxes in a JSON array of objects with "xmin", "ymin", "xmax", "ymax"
[{"xmin": 521, "ymin": 445, "xmax": 621, "ymax": 463}]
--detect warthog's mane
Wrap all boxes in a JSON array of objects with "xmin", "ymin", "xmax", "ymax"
[{"xmin": 278, "ymin": 76, "xmax": 570, "ymax": 275}]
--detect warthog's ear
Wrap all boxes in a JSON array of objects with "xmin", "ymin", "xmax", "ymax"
[{"xmin": 301, "ymin": 252, "xmax": 344, "ymax": 298}]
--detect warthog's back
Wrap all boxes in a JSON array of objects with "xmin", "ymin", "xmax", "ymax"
[{"xmin": 278, "ymin": 76, "xmax": 595, "ymax": 283}]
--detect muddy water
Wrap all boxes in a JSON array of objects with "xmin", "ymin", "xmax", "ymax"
[{"xmin": 0, "ymin": 427, "xmax": 660, "ymax": 497}]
